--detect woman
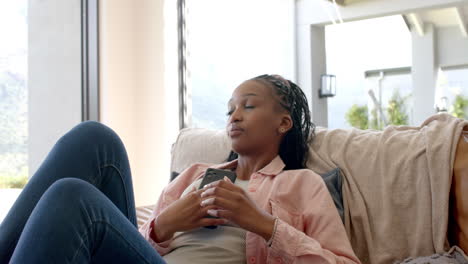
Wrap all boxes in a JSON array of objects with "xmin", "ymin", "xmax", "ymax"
[{"xmin": 0, "ymin": 74, "xmax": 360, "ymax": 263}]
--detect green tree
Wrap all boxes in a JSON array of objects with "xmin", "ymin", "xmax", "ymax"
[
  {"xmin": 387, "ymin": 91, "xmax": 409, "ymax": 126},
  {"xmin": 0, "ymin": 71, "xmax": 28, "ymax": 187},
  {"xmin": 345, "ymin": 104, "xmax": 369, "ymax": 129},
  {"xmin": 450, "ymin": 95, "xmax": 468, "ymax": 119}
]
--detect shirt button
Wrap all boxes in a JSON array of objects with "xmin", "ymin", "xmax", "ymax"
[{"xmin": 249, "ymin": 256, "xmax": 256, "ymax": 263}]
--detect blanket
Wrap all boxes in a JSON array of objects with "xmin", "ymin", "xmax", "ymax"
[{"xmin": 307, "ymin": 113, "xmax": 468, "ymax": 264}]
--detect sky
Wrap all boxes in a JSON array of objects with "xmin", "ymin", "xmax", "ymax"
[{"xmin": 0, "ymin": 0, "xmax": 27, "ymax": 78}]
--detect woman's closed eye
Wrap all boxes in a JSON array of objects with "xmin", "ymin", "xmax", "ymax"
[{"xmin": 226, "ymin": 105, "xmax": 255, "ymax": 116}]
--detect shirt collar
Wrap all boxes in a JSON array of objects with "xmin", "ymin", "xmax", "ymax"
[{"xmin": 212, "ymin": 155, "xmax": 286, "ymax": 177}]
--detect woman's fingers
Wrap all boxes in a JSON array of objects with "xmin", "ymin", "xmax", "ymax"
[
  {"xmin": 201, "ymin": 195, "xmax": 239, "ymax": 213},
  {"xmin": 208, "ymin": 209, "xmax": 233, "ymax": 220},
  {"xmin": 200, "ymin": 183, "xmax": 248, "ymax": 215},
  {"xmin": 198, "ymin": 204, "xmax": 218, "ymax": 216},
  {"xmin": 200, "ymin": 183, "xmax": 241, "ymax": 200},
  {"xmin": 202, "ymin": 178, "xmax": 243, "ymax": 193}
]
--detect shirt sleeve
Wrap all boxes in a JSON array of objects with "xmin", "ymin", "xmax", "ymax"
[
  {"xmin": 266, "ymin": 173, "xmax": 361, "ymax": 264},
  {"xmin": 138, "ymin": 164, "xmax": 208, "ymax": 256},
  {"xmin": 138, "ymin": 188, "xmax": 175, "ymax": 255}
]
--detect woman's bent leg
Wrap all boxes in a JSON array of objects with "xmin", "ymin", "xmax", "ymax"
[
  {"xmin": 10, "ymin": 178, "xmax": 164, "ymax": 264},
  {"xmin": 0, "ymin": 121, "xmax": 136, "ymax": 262}
]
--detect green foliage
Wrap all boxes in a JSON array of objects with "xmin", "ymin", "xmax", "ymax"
[
  {"xmin": 345, "ymin": 104, "xmax": 369, "ymax": 130},
  {"xmin": 0, "ymin": 175, "xmax": 28, "ymax": 188},
  {"xmin": 369, "ymin": 108, "xmax": 382, "ymax": 130},
  {"xmin": 0, "ymin": 71, "xmax": 28, "ymax": 188},
  {"xmin": 345, "ymin": 90, "xmax": 410, "ymax": 130},
  {"xmin": 386, "ymin": 91, "xmax": 409, "ymax": 126},
  {"xmin": 450, "ymin": 95, "xmax": 468, "ymax": 119}
]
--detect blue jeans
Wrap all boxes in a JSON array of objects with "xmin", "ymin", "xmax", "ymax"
[{"xmin": 0, "ymin": 121, "xmax": 166, "ymax": 263}]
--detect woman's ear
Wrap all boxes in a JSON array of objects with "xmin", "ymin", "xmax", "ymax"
[{"xmin": 278, "ymin": 114, "xmax": 293, "ymax": 134}]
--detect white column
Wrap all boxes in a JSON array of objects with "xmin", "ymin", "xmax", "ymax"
[
  {"xmin": 29, "ymin": 0, "xmax": 82, "ymax": 177},
  {"xmin": 296, "ymin": 25, "xmax": 328, "ymax": 127},
  {"xmin": 100, "ymin": 0, "xmax": 169, "ymax": 206},
  {"xmin": 412, "ymin": 23, "xmax": 437, "ymax": 125}
]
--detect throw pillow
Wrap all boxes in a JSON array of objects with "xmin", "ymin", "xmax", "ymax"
[{"xmin": 319, "ymin": 167, "xmax": 344, "ymax": 223}]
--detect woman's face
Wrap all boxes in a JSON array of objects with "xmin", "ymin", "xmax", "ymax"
[{"xmin": 226, "ymin": 80, "xmax": 291, "ymax": 156}]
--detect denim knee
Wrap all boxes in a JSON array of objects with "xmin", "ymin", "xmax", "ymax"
[
  {"xmin": 72, "ymin": 121, "xmax": 121, "ymax": 145},
  {"xmin": 56, "ymin": 121, "xmax": 126, "ymax": 155},
  {"xmin": 42, "ymin": 178, "xmax": 96, "ymax": 209},
  {"xmin": 73, "ymin": 121, "xmax": 111, "ymax": 135}
]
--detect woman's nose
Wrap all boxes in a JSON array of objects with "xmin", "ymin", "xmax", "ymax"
[{"xmin": 229, "ymin": 108, "xmax": 242, "ymax": 123}]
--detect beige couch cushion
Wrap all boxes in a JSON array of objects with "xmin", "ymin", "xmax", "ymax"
[
  {"xmin": 137, "ymin": 128, "xmax": 231, "ymax": 228},
  {"xmin": 136, "ymin": 204, "xmax": 154, "ymax": 229},
  {"xmin": 170, "ymin": 128, "xmax": 231, "ymax": 174}
]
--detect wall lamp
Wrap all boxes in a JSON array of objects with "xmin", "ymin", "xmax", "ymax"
[
  {"xmin": 319, "ymin": 74, "xmax": 337, "ymax": 98},
  {"xmin": 435, "ymin": 96, "xmax": 448, "ymax": 113}
]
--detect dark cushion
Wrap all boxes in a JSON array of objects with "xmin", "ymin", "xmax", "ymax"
[
  {"xmin": 170, "ymin": 171, "xmax": 180, "ymax": 182},
  {"xmin": 319, "ymin": 167, "xmax": 344, "ymax": 223}
]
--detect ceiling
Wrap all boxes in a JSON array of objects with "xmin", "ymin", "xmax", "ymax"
[
  {"xmin": 325, "ymin": 0, "xmax": 468, "ymax": 36},
  {"xmin": 415, "ymin": 5, "xmax": 468, "ymax": 27},
  {"xmin": 404, "ymin": 4, "xmax": 468, "ymax": 37}
]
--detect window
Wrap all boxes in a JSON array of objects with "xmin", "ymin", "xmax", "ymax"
[
  {"xmin": 325, "ymin": 15, "xmax": 412, "ymax": 129},
  {"xmin": 182, "ymin": 0, "xmax": 296, "ymax": 130},
  {"xmin": 0, "ymin": 0, "xmax": 28, "ymax": 188},
  {"xmin": 437, "ymin": 66, "xmax": 468, "ymax": 117},
  {"xmin": 365, "ymin": 69, "xmax": 413, "ymax": 129}
]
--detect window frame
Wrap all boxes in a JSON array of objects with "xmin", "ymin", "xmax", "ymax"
[
  {"xmin": 177, "ymin": 0, "xmax": 190, "ymax": 129},
  {"xmin": 81, "ymin": 0, "xmax": 100, "ymax": 121}
]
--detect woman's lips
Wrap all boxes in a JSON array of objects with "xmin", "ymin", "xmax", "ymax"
[
  {"xmin": 229, "ymin": 127, "xmax": 244, "ymax": 137},
  {"xmin": 229, "ymin": 129, "xmax": 243, "ymax": 137}
]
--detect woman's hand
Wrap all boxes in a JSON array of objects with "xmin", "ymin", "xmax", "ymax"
[
  {"xmin": 200, "ymin": 178, "xmax": 276, "ymax": 241},
  {"xmin": 154, "ymin": 187, "xmax": 227, "ymax": 242}
]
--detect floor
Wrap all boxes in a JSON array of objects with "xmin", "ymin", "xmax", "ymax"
[{"xmin": 0, "ymin": 189, "xmax": 22, "ymax": 224}]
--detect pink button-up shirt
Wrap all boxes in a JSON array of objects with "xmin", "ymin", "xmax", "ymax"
[{"xmin": 139, "ymin": 156, "xmax": 361, "ymax": 264}]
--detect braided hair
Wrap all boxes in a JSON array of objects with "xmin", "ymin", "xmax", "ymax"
[{"xmin": 227, "ymin": 74, "xmax": 315, "ymax": 170}]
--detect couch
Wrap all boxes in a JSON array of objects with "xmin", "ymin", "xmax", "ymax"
[{"xmin": 136, "ymin": 113, "xmax": 468, "ymax": 264}]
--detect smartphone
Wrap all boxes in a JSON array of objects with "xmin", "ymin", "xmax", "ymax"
[
  {"xmin": 198, "ymin": 168, "xmax": 237, "ymax": 189},
  {"xmin": 199, "ymin": 168, "xmax": 237, "ymax": 229}
]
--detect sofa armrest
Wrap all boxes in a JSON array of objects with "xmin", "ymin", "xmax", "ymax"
[{"xmin": 449, "ymin": 126, "xmax": 468, "ymax": 253}]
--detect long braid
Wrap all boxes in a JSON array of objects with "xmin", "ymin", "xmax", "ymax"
[{"xmin": 227, "ymin": 74, "xmax": 315, "ymax": 170}]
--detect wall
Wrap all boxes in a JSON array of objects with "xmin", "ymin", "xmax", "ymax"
[
  {"xmin": 437, "ymin": 26, "xmax": 468, "ymax": 67},
  {"xmin": 28, "ymin": 0, "xmax": 82, "ymax": 176},
  {"xmin": 295, "ymin": 25, "xmax": 328, "ymax": 127},
  {"xmin": 100, "ymin": 0, "xmax": 175, "ymax": 206}
]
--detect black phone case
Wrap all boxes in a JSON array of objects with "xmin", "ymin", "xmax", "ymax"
[
  {"xmin": 198, "ymin": 168, "xmax": 237, "ymax": 229},
  {"xmin": 198, "ymin": 168, "xmax": 237, "ymax": 189}
]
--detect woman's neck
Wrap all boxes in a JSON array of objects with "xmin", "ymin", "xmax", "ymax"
[{"xmin": 235, "ymin": 152, "xmax": 278, "ymax": 180}]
